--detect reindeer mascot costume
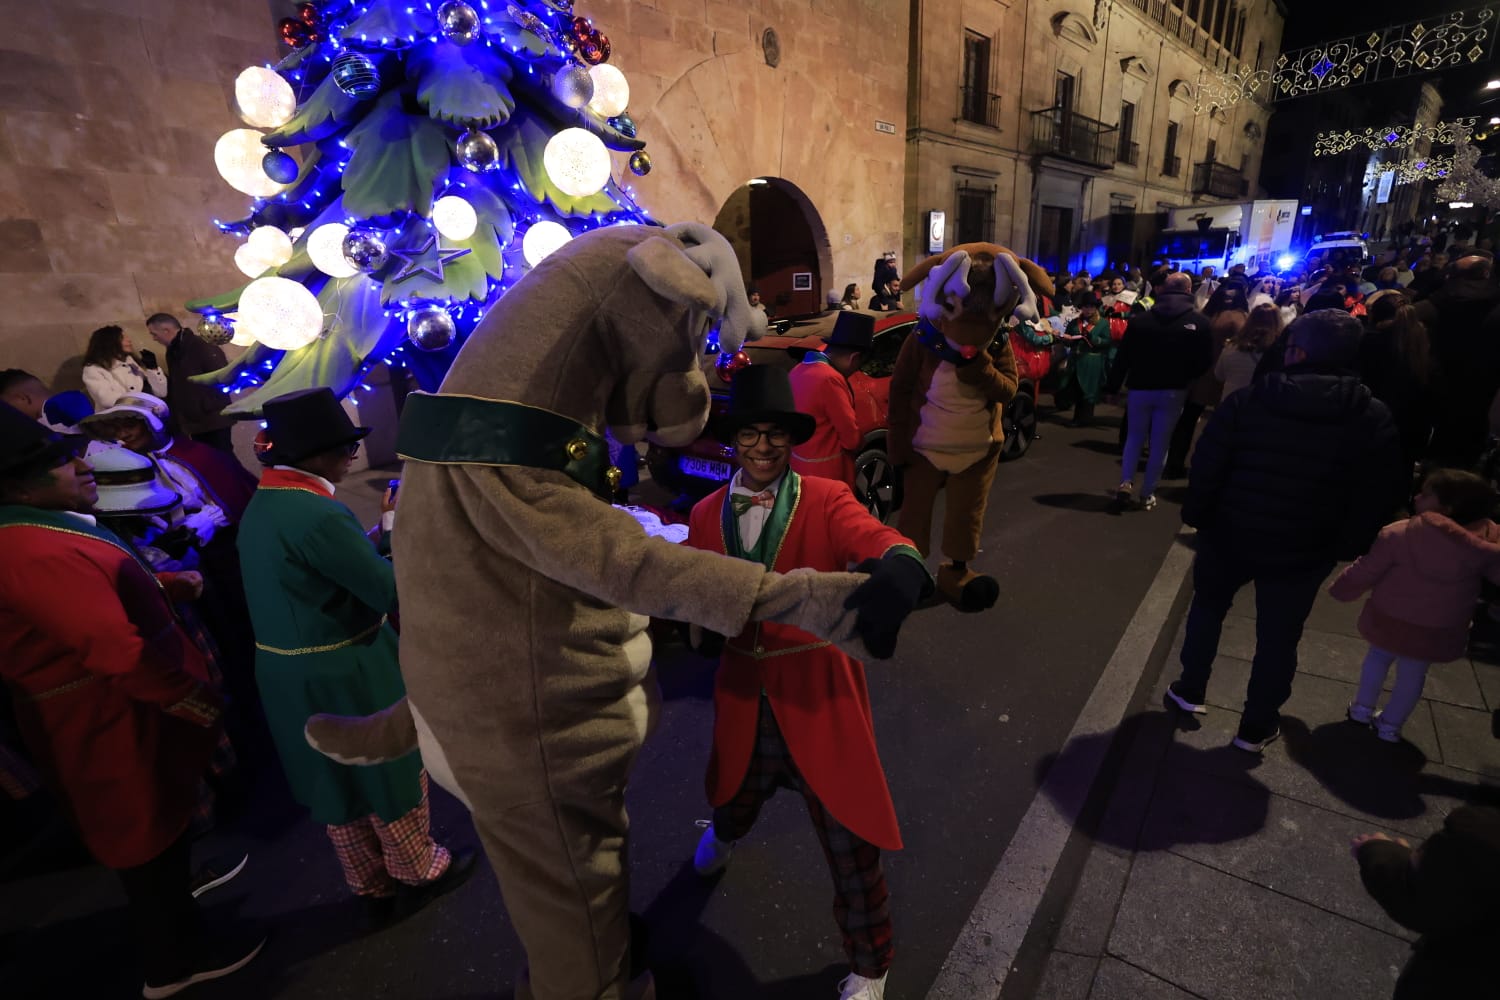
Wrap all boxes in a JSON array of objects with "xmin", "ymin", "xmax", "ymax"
[{"xmin": 889, "ymin": 243, "xmax": 1054, "ymax": 611}]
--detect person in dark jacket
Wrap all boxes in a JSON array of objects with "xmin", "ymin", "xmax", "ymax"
[
  {"xmin": 1358, "ymin": 291, "xmax": 1432, "ymax": 476},
  {"xmin": 1104, "ymin": 272, "xmax": 1214, "ymax": 510},
  {"xmin": 1412, "ymin": 255, "xmax": 1500, "ymax": 467},
  {"xmin": 1165, "ymin": 309, "xmax": 1405, "ymax": 752},
  {"xmin": 146, "ymin": 314, "xmax": 235, "ymax": 454},
  {"xmin": 1352, "ymin": 805, "xmax": 1500, "ymax": 1000}
]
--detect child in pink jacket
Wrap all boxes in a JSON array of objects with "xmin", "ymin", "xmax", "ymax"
[{"xmin": 1329, "ymin": 469, "xmax": 1500, "ymax": 742}]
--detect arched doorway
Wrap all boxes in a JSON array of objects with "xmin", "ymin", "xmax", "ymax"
[{"xmin": 713, "ymin": 177, "xmax": 833, "ymax": 319}]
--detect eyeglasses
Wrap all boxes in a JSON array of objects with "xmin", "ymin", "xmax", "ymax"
[
  {"xmin": 346, "ymin": 442, "xmax": 362, "ymax": 457},
  {"xmin": 734, "ymin": 427, "xmax": 791, "ymax": 448}
]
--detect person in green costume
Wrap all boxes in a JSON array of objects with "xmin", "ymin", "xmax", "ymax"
[
  {"xmin": 237, "ymin": 388, "xmax": 474, "ymax": 925},
  {"xmin": 1053, "ymin": 293, "xmax": 1113, "ymax": 426}
]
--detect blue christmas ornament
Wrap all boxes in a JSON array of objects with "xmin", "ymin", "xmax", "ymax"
[
  {"xmin": 608, "ymin": 113, "xmax": 636, "ymax": 138},
  {"xmin": 261, "ymin": 150, "xmax": 299, "ymax": 184},
  {"xmin": 332, "ymin": 52, "xmax": 381, "ymax": 99}
]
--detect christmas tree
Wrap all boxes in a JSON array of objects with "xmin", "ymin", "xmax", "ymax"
[{"xmin": 190, "ymin": 0, "xmax": 653, "ymax": 415}]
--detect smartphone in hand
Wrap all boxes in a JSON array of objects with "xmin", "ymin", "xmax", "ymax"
[{"xmin": 387, "ymin": 479, "xmax": 401, "ymax": 499}]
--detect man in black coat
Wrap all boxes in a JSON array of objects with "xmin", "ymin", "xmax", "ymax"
[
  {"xmin": 1165, "ymin": 310, "xmax": 1405, "ymax": 752},
  {"xmin": 1412, "ymin": 254, "xmax": 1500, "ymax": 467},
  {"xmin": 146, "ymin": 314, "xmax": 235, "ymax": 453}
]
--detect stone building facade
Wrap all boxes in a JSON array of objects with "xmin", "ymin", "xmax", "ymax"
[
  {"xmin": 0, "ymin": 0, "xmax": 909, "ymax": 387},
  {"xmin": 906, "ymin": 0, "xmax": 1286, "ymax": 278}
]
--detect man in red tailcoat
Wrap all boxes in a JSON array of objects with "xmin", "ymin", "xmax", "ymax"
[
  {"xmin": 0, "ymin": 402, "xmax": 264, "ymax": 998},
  {"xmin": 685, "ymin": 366, "xmax": 931, "ymax": 1000},
  {"xmin": 788, "ymin": 311, "xmax": 874, "ymax": 487}
]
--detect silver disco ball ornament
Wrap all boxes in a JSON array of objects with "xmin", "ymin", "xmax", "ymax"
[
  {"xmin": 456, "ymin": 128, "xmax": 501, "ymax": 172},
  {"xmin": 437, "ymin": 1, "xmax": 482, "ymax": 44},
  {"xmin": 331, "ymin": 52, "xmax": 381, "ymax": 99},
  {"xmin": 199, "ymin": 315, "xmax": 233, "ymax": 346},
  {"xmin": 341, "ymin": 228, "xmax": 390, "ymax": 272},
  {"xmin": 406, "ymin": 305, "xmax": 456, "ymax": 352},
  {"xmin": 550, "ymin": 65, "xmax": 594, "ymax": 109}
]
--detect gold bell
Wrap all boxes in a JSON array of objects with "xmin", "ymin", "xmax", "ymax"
[
  {"xmin": 605, "ymin": 466, "xmax": 623, "ymax": 489},
  {"xmin": 565, "ymin": 438, "xmax": 590, "ymax": 461}
]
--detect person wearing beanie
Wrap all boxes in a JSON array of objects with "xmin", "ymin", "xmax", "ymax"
[
  {"xmin": 1165, "ymin": 310, "xmax": 1406, "ymax": 752},
  {"xmin": 685, "ymin": 365, "xmax": 932, "ymax": 1000},
  {"xmin": 0, "ymin": 402, "xmax": 262, "ymax": 996}
]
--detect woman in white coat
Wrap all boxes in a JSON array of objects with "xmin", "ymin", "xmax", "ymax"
[{"xmin": 81, "ymin": 325, "xmax": 167, "ymax": 410}]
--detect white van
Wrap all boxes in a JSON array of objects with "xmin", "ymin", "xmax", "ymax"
[{"xmin": 1305, "ymin": 232, "xmax": 1371, "ymax": 270}]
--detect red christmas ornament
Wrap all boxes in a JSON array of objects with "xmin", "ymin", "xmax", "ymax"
[
  {"xmin": 716, "ymin": 350, "xmax": 751, "ymax": 383},
  {"xmin": 278, "ymin": 16, "xmax": 311, "ymax": 46},
  {"xmin": 582, "ymin": 31, "xmax": 610, "ymax": 64},
  {"xmin": 569, "ymin": 15, "xmax": 593, "ymax": 42},
  {"xmin": 297, "ymin": 1, "xmax": 320, "ymax": 27}
]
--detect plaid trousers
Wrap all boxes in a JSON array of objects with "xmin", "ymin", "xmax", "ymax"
[
  {"xmin": 713, "ymin": 697, "xmax": 894, "ymax": 978},
  {"xmin": 326, "ymin": 771, "xmax": 451, "ymax": 896}
]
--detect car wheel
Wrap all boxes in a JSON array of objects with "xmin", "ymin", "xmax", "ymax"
[
  {"xmin": 853, "ymin": 445, "xmax": 899, "ymax": 521},
  {"xmin": 1000, "ymin": 390, "xmax": 1037, "ymax": 462}
]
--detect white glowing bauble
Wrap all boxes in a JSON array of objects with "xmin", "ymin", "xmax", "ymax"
[
  {"xmin": 236, "ymin": 277, "xmax": 324, "ymax": 351},
  {"xmin": 234, "ymin": 67, "xmax": 297, "ymax": 129},
  {"xmin": 586, "ymin": 64, "xmax": 630, "ymax": 118},
  {"xmin": 233, "ymin": 226, "xmax": 293, "ymax": 277},
  {"xmin": 288, "ymin": 227, "xmax": 306, "ymax": 240},
  {"xmin": 215, "ymin": 129, "xmax": 286, "ymax": 198},
  {"xmin": 542, "ymin": 127, "xmax": 612, "ymax": 198},
  {"xmin": 307, "ymin": 223, "xmax": 359, "ymax": 278},
  {"xmin": 522, "ymin": 220, "xmax": 573, "ymax": 266},
  {"xmin": 431, "ymin": 195, "xmax": 478, "ymax": 240}
]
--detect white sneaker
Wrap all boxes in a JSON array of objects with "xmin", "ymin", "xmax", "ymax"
[
  {"xmin": 692, "ymin": 824, "xmax": 733, "ymax": 876},
  {"xmin": 837, "ymin": 972, "xmax": 887, "ymax": 1000},
  {"xmin": 1372, "ymin": 712, "xmax": 1402, "ymax": 743},
  {"xmin": 1347, "ymin": 703, "xmax": 1374, "ymax": 725}
]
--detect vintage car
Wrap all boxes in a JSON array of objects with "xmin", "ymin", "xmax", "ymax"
[{"xmin": 645, "ymin": 309, "xmax": 1040, "ymax": 517}]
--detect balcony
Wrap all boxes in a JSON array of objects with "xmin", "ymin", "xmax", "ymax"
[
  {"xmin": 1117, "ymin": 140, "xmax": 1140, "ymax": 166},
  {"xmin": 1162, "ymin": 155, "xmax": 1182, "ymax": 178},
  {"xmin": 959, "ymin": 86, "xmax": 1001, "ymax": 129},
  {"xmin": 1192, "ymin": 160, "xmax": 1250, "ymax": 199},
  {"xmin": 1030, "ymin": 108, "xmax": 1118, "ymax": 170}
]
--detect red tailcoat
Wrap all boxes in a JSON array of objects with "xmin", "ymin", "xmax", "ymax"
[
  {"xmin": 0, "ymin": 511, "xmax": 218, "ymax": 868},
  {"xmin": 789, "ymin": 357, "xmax": 859, "ymax": 486},
  {"xmin": 687, "ymin": 475, "xmax": 915, "ymax": 849}
]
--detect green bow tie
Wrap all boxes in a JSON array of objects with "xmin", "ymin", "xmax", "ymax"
[{"xmin": 730, "ymin": 491, "xmax": 775, "ymax": 517}]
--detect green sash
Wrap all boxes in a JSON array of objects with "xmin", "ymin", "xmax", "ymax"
[
  {"xmin": 0, "ymin": 504, "xmax": 155, "ymax": 576},
  {"xmin": 720, "ymin": 472, "xmax": 801, "ymax": 571}
]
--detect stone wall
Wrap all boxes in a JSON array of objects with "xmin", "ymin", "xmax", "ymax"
[
  {"xmin": 600, "ymin": 0, "xmax": 910, "ymax": 303},
  {"xmin": 0, "ymin": 0, "xmax": 279, "ymax": 388}
]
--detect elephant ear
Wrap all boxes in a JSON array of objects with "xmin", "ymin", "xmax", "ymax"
[
  {"xmin": 664, "ymin": 221, "xmax": 765, "ymax": 351},
  {"xmin": 995, "ymin": 251, "xmax": 1040, "ymax": 322},
  {"xmin": 625, "ymin": 234, "xmax": 720, "ymax": 315}
]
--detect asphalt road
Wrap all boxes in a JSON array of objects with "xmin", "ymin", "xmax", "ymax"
[{"xmin": 0, "ymin": 405, "xmax": 1191, "ymax": 1000}]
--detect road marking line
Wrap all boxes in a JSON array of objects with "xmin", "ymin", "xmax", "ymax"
[{"xmin": 926, "ymin": 530, "xmax": 1196, "ymax": 999}]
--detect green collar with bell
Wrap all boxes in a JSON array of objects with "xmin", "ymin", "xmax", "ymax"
[{"xmin": 395, "ymin": 392, "xmax": 621, "ymax": 500}]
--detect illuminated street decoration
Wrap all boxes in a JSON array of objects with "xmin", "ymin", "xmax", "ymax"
[
  {"xmin": 1196, "ymin": 4, "xmax": 1498, "ymax": 114},
  {"xmin": 1393, "ymin": 155, "xmax": 1455, "ymax": 184},
  {"xmin": 1313, "ymin": 118, "xmax": 1478, "ymax": 156}
]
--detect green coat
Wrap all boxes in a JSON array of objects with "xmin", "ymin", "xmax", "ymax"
[
  {"xmin": 237, "ymin": 469, "xmax": 421, "ymax": 824},
  {"xmin": 1057, "ymin": 315, "xmax": 1113, "ymax": 405}
]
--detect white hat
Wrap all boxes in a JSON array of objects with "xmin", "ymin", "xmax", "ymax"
[
  {"xmin": 82, "ymin": 393, "xmax": 168, "ymax": 436},
  {"xmin": 88, "ymin": 446, "xmax": 180, "ymax": 517}
]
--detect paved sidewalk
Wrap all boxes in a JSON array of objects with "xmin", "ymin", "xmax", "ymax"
[{"xmin": 1020, "ymin": 559, "xmax": 1500, "ymax": 1000}]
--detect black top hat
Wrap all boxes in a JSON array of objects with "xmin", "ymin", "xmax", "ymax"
[
  {"xmin": 713, "ymin": 365, "xmax": 816, "ymax": 446},
  {"xmin": 822, "ymin": 311, "xmax": 875, "ymax": 352},
  {"xmin": 0, "ymin": 401, "xmax": 84, "ymax": 481},
  {"xmin": 256, "ymin": 387, "xmax": 371, "ymax": 466}
]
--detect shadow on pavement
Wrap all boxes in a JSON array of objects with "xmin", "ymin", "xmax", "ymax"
[
  {"xmin": 641, "ymin": 861, "xmax": 848, "ymax": 999},
  {"xmin": 1280, "ymin": 717, "xmax": 1500, "ymax": 820},
  {"xmin": 1033, "ymin": 492, "xmax": 1118, "ymax": 514},
  {"xmin": 1069, "ymin": 439, "xmax": 1125, "ymax": 456}
]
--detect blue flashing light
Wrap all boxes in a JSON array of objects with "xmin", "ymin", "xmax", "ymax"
[{"xmin": 1276, "ymin": 253, "xmax": 1296, "ymax": 272}]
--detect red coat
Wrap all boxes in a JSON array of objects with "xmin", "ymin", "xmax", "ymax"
[
  {"xmin": 788, "ymin": 356, "xmax": 859, "ymax": 486},
  {"xmin": 0, "ymin": 509, "xmax": 219, "ymax": 868},
  {"xmin": 687, "ymin": 474, "xmax": 915, "ymax": 849}
]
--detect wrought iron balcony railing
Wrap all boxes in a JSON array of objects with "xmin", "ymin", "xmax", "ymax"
[
  {"xmin": 1117, "ymin": 140, "xmax": 1141, "ymax": 166},
  {"xmin": 1192, "ymin": 160, "xmax": 1248, "ymax": 198},
  {"xmin": 959, "ymin": 86, "xmax": 1001, "ymax": 128},
  {"xmin": 1030, "ymin": 108, "xmax": 1118, "ymax": 169}
]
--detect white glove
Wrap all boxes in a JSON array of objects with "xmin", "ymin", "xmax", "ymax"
[{"xmin": 917, "ymin": 251, "xmax": 971, "ymax": 327}]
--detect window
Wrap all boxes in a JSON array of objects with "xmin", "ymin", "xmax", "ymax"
[
  {"xmin": 1187, "ymin": 0, "xmax": 1200, "ymax": 21},
  {"xmin": 1055, "ymin": 71, "xmax": 1075, "ymax": 112},
  {"xmin": 955, "ymin": 184, "xmax": 994, "ymax": 245},
  {"xmin": 1254, "ymin": 40, "xmax": 1263, "ymax": 71},
  {"xmin": 1205, "ymin": 138, "xmax": 1217, "ymax": 163},
  {"xmin": 861, "ymin": 322, "xmax": 913, "ymax": 378},
  {"xmin": 961, "ymin": 30, "xmax": 994, "ymax": 125},
  {"xmin": 1234, "ymin": 12, "xmax": 1246, "ymax": 58},
  {"xmin": 1214, "ymin": 0, "xmax": 1229, "ymax": 43},
  {"xmin": 1164, "ymin": 120, "xmax": 1180, "ymax": 173},
  {"xmin": 1118, "ymin": 101, "xmax": 1137, "ymax": 163}
]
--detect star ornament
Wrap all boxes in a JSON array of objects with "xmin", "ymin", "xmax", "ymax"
[{"xmin": 390, "ymin": 234, "xmax": 472, "ymax": 283}]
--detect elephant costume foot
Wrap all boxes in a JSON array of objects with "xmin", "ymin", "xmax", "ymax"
[{"xmin": 937, "ymin": 563, "xmax": 999, "ymax": 613}]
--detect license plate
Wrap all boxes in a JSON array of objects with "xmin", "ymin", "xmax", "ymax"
[{"xmin": 680, "ymin": 456, "xmax": 733, "ymax": 481}]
